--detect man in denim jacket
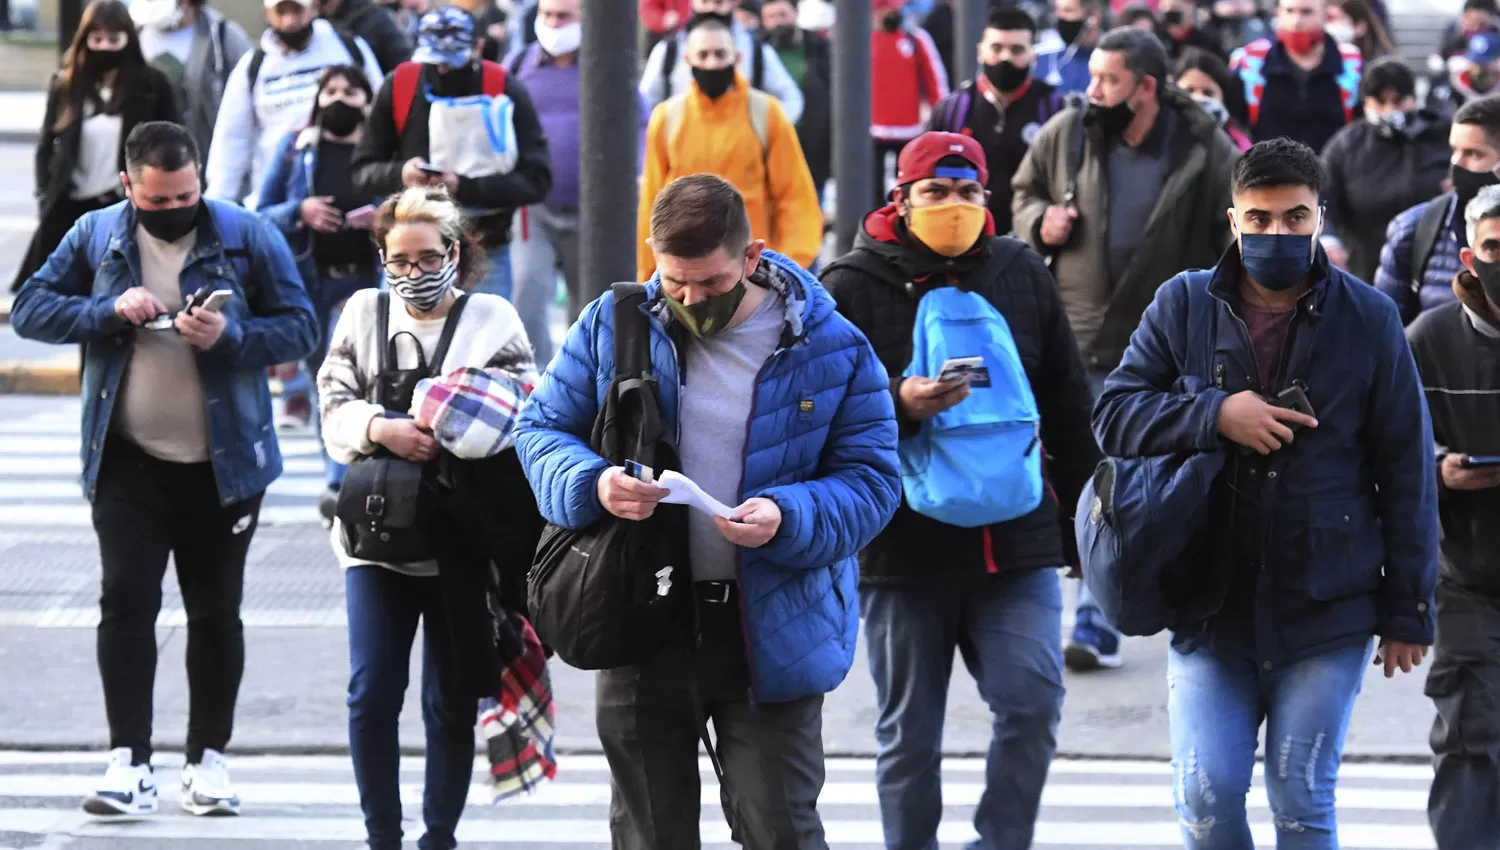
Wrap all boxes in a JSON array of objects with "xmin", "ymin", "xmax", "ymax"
[{"xmin": 11, "ymin": 122, "xmax": 316, "ymax": 820}]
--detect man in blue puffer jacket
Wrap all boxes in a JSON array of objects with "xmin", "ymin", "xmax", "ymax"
[
  {"xmin": 1095, "ymin": 139, "xmax": 1437, "ymax": 848},
  {"xmin": 514, "ymin": 173, "xmax": 900, "ymax": 849}
]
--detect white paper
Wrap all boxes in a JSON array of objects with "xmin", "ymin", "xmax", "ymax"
[{"xmin": 657, "ymin": 470, "xmax": 735, "ymax": 519}]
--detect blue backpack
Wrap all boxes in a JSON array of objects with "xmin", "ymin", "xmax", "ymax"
[
  {"xmin": 899, "ymin": 286, "xmax": 1043, "ymax": 528},
  {"xmin": 1075, "ymin": 273, "xmax": 1224, "ymax": 636}
]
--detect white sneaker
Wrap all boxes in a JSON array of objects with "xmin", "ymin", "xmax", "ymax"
[
  {"xmin": 181, "ymin": 749, "xmax": 241, "ymax": 816},
  {"xmin": 82, "ymin": 747, "xmax": 158, "ymax": 816}
]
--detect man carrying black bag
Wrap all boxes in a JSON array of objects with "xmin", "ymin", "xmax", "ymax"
[{"xmin": 514, "ymin": 174, "xmax": 901, "ymax": 850}]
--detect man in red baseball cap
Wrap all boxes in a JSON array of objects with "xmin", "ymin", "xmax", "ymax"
[{"xmin": 820, "ymin": 129, "xmax": 1101, "ymax": 850}]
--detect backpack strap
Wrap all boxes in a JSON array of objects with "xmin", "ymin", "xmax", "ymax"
[
  {"xmin": 375, "ymin": 290, "xmax": 390, "ymax": 406},
  {"xmin": 611, "ymin": 282, "xmax": 652, "ymax": 382},
  {"xmin": 213, "ymin": 17, "xmax": 228, "ymax": 75},
  {"xmin": 392, "ymin": 61, "xmax": 422, "ymax": 136},
  {"xmin": 479, "ymin": 60, "xmax": 506, "ymax": 96},
  {"xmin": 751, "ymin": 36, "xmax": 766, "ymax": 90},
  {"xmin": 746, "ymin": 89, "xmax": 771, "ymax": 156},
  {"xmin": 661, "ymin": 36, "xmax": 678, "ymax": 99},
  {"xmin": 508, "ymin": 45, "xmax": 530, "ymax": 77},
  {"xmin": 662, "ymin": 93, "xmax": 688, "ymax": 152},
  {"xmin": 932, "ymin": 90, "xmax": 971, "ymax": 133},
  {"xmin": 1062, "ymin": 109, "xmax": 1085, "ymax": 209},
  {"xmin": 1412, "ymin": 195, "xmax": 1451, "ymax": 297},
  {"xmin": 427, "ymin": 293, "xmax": 471, "ymax": 378},
  {"xmin": 337, "ymin": 31, "xmax": 362, "ymax": 66},
  {"xmin": 246, "ymin": 48, "xmax": 265, "ymax": 91}
]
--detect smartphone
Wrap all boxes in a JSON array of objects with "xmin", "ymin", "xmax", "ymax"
[
  {"xmin": 936, "ymin": 356, "xmax": 983, "ymax": 383},
  {"xmin": 623, "ymin": 460, "xmax": 655, "ymax": 484},
  {"xmin": 199, "ymin": 289, "xmax": 233, "ymax": 313},
  {"xmin": 1460, "ymin": 455, "xmax": 1500, "ymax": 468},
  {"xmin": 143, "ymin": 313, "xmax": 175, "ymax": 330},
  {"xmin": 344, "ymin": 204, "xmax": 377, "ymax": 230},
  {"xmin": 1270, "ymin": 384, "xmax": 1316, "ymax": 431}
]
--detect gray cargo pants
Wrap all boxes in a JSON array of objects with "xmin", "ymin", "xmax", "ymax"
[{"xmin": 1427, "ymin": 579, "xmax": 1500, "ymax": 850}]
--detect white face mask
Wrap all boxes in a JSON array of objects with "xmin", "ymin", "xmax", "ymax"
[
  {"xmin": 535, "ymin": 19, "xmax": 582, "ymax": 56},
  {"xmin": 1326, "ymin": 22, "xmax": 1356, "ymax": 44},
  {"xmin": 132, "ymin": 0, "xmax": 184, "ymax": 30}
]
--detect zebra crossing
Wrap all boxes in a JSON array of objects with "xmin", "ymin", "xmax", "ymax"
[
  {"xmin": 0, "ymin": 396, "xmax": 326, "ymax": 527},
  {"xmin": 0, "ymin": 751, "xmax": 1438, "ymax": 848}
]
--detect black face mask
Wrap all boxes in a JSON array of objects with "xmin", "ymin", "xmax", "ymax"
[
  {"xmin": 692, "ymin": 65, "xmax": 736, "ymax": 99},
  {"xmin": 1084, "ymin": 97, "xmax": 1136, "ymax": 137},
  {"xmin": 983, "ymin": 59, "xmax": 1030, "ymax": 92},
  {"xmin": 135, "ymin": 202, "xmax": 200, "ymax": 243},
  {"xmin": 882, "ymin": 11, "xmax": 904, "ymax": 31},
  {"xmin": 1162, "ymin": 9, "xmax": 1186, "ymax": 27},
  {"xmin": 1473, "ymin": 257, "xmax": 1500, "ymax": 307},
  {"xmin": 275, "ymin": 23, "xmax": 314, "ymax": 51},
  {"xmin": 767, "ymin": 23, "xmax": 798, "ymax": 49},
  {"xmin": 1452, "ymin": 163, "xmax": 1500, "ymax": 213},
  {"xmin": 88, "ymin": 47, "xmax": 128, "ymax": 73},
  {"xmin": 1056, "ymin": 17, "xmax": 1086, "ymax": 44},
  {"xmin": 320, "ymin": 100, "xmax": 365, "ymax": 137},
  {"xmin": 431, "ymin": 62, "xmax": 477, "ymax": 96}
]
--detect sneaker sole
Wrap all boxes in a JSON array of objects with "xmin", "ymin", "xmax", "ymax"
[
  {"xmin": 83, "ymin": 793, "xmax": 158, "ymax": 816},
  {"xmin": 181, "ymin": 795, "xmax": 241, "ymax": 817},
  {"xmin": 1064, "ymin": 642, "xmax": 1124, "ymax": 671}
]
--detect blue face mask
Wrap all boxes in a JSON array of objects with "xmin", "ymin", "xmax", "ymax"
[{"xmin": 1239, "ymin": 233, "xmax": 1315, "ymax": 291}]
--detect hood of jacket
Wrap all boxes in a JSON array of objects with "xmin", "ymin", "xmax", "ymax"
[
  {"xmin": 1161, "ymin": 84, "xmax": 1231, "ymax": 151},
  {"xmin": 644, "ymin": 248, "xmax": 833, "ymax": 349},
  {"xmin": 853, "ymin": 202, "xmax": 998, "ymax": 288}
]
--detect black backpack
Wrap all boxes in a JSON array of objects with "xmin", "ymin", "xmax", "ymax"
[
  {"xmin": 527, "ymin": 283, "xmax": 692, "ymax": 670},
  {"xmin": 1410, "ymin": 193, "xmax": 1453, "ymax": 296}
]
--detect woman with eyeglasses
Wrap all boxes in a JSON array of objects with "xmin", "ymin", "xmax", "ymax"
[
  {"xmin": 258, "ymin": 64, "xmax": 382, "ymax": 523},
  {"xmin": 13, "ymin": 0, "xmax": 180, "ymax": 293},
  {"xmin": 316, "ymin": 187, "xmax": 537, "ymax": 850}
]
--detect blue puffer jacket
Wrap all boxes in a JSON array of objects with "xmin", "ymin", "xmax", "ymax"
[
  {"xmin": 1094, "ymin": 247, "xmax": 1439, "ymax": 663},
  {"xmin": 514, "ymin": 251, "xmax": 901, "ymax": 703},
  {"xmin": 1374, "ymin": 194, "xmax": 1463, "ymax": 325}
]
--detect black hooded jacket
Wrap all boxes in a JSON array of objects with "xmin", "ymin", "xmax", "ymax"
[{"xmin": 820, "ymin": 206, "xmax": 1100, "ymax": 583}]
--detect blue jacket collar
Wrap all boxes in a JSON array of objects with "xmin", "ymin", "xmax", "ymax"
[
  {"xmin": 645, "ymin": 250, "xmax": 833, "ymax": 349},
  {"xmin": 1206, "ymin": 240, "xmax": 1334, "ymax": 317},
  {"xmin": 107, "ymin": 198, "xmax": 232, "ymax": 267}
]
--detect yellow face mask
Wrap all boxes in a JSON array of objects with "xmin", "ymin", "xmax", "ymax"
[{"xmin": 907, "ymin": 202, "xmax": 987, "ymax": 257}]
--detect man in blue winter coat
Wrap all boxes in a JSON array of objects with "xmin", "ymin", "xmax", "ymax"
[
  {"xmin": 1094, "ymin": 138, "xmax": 1438, "ymax": 849},
  {"xmin": 514, "ymin": 173, "xmax": 900, "ymax": 849}
]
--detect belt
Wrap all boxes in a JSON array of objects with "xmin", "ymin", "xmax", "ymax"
[{"xmin": 695, "ymin": 580, "xmax": 738, "ymax": 605}]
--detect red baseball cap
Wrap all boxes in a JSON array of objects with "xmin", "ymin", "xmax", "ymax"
[
  {"xmin": 873, "ymin": 0, "xmax": 905, "ymax": 10},
  {"xmin": 895, "ymin": 131, "xmax": 989, "ymax": 190}
]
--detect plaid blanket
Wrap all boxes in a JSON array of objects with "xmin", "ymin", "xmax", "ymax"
[
  {"xmin": 410, "ymin": 367, "xmax": 533, "ymax": 460},
  {"xmin": 480, "ymin": 611, "xmax": 557, "ymax": 803}
]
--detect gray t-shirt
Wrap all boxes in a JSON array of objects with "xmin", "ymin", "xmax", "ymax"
[
  {"xmin": 677, "ymin": 287, "xmax": 784, "ymax": 582},
  {"xmin": 1106, "ymin": 108, "xmax": 1176, "ymax": 287}
]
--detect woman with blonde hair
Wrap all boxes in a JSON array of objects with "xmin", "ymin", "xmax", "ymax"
[{"xmin": 318, "ymin": 187, "xmax": 539, "ymax": 850}]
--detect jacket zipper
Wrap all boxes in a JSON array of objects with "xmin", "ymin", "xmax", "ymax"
[{"xmin": 732, "ymin": 350, "xmax": 782, "ymax": 708}]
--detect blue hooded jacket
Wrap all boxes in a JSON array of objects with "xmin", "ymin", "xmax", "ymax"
[{"xmin": 514, "ymin": 251, "xmax": 901, "ymax": 703}]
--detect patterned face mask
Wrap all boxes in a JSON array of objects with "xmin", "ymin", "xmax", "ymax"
[{"xmin": 384, "ymin": 254, "xmax": 458, "ymax": 313}]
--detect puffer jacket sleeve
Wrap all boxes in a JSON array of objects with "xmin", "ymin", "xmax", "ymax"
[
  {"xmin": 755, "ymin": 330, "xmax": 901, "ymax": 568},
  {"xmin": 1374, "ymin": 204, "xmax": 1422, "ymax": 325},
  {"xmin": 1094, "ymin": 275, "xmax": 1229, "ymax": 458},
  {"xmin": 513, "ymin": 294, "xmax": 612, "ymax": 531}
]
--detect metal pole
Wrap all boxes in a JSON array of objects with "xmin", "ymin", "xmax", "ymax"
[
  {"xmin": 833, "ymin": 0, "xmax": 872, "ymax": 257},
  {"xmin": 579, "ymin": 0, "xmax": 640, "ymax": 298},
  {"xmin": 953, "ymin": 0, "xmax": 987, "ymax": 85}
]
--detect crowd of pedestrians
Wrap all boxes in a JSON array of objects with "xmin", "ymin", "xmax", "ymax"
[{"xmin": 7, "ymin": 0, "xmax": 1500, "ymax": 848}]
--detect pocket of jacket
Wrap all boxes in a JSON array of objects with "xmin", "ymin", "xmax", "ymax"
[{"xmin": 1305, "ymin": 500, "xmax": 1382, "ymax": 602}]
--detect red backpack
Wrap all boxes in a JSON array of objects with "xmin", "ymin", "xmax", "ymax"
[{"xmin": 391, "ymin": 60, "xmax": 507, "ymax": 135}]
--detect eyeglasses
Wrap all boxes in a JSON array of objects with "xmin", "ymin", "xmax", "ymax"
[{"xmin": 380, "ymin": 251, "xmax": 449, "ymax": 277}]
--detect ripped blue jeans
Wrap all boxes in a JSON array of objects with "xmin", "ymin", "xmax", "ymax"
[{"xmin": 1167, "ymin": 639, "xmax": 1373, "ymax": 849}]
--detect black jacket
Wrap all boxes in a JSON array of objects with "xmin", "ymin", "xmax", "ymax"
[
  {"xmin": 820, "ymin": 206, "xmax": 1100, "ymax": 584},
  {"xmin": 1245, "ymin": 33, "xmax": 1353, "ymax": 153},
  {"xmin": 791, "ymin": 32, "xmax": 833, "ymax": 191},
  {"xmin": 351, "ymin": 62, "xmax": 552, "ymax": 250},
  {"xmin": 328, "ymin": 0, "xmax": 412, "ymax": 73},
  {"xmin": 1321, "ymin": 112, "xmax": 1451, "ymax": 283},
  {"xmin": 1408, "ymin": 276, "xmax": 1500, "ymax": 600}
]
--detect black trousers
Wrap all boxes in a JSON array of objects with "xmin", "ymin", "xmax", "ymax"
[
  {"xmin": 1427, "ymin": 579, "xmax": 1500, "ymax": 849},
  {"xmin": 91, "ymin": 435, "xmax": 263, "ymax": 765},
  {"xmin": 596, "ymin": 584, "xmax": 828, "ymax": 850}
]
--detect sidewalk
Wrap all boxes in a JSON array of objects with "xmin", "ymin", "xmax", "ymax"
[
  {"xmin": 0, "ymin": 525, "xmax": 1438, "ymax": 761},
  {"xmin": 0, "ymin": 91, "xmax": 46, "ymax": 144}
]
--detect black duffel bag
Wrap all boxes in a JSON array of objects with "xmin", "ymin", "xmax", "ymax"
[{"xmin": 527, "ymin": 283, "xmax": 691, "ymax": 670}]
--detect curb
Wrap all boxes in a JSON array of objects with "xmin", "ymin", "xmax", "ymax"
[
  {"xmin": 0, "ymin": 360, "xmax": 79, "ymax": 395},
  {"xmin": 0, "ymin": 129, "xmax": 37, "ymax": 145}
]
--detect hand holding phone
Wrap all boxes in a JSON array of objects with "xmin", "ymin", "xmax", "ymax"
[
  {"xmin": 344, "ymin": 204, "xmax": 377, "ymax": 230},
  {"xmin": 1460, "ymin": 455, "xmax": 1500, "ymax": 468}
]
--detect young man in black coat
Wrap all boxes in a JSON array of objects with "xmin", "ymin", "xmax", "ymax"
[{"xmin": 820, "ymin": 131, "xmax": 1099, "ymax": 850}]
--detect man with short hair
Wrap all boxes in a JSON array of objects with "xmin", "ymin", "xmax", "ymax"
[
  {"xmin": 204, "ymin": 0, "xmax": 383, "ymax": 205},
  {"xmin": 640, "ymin": 0, "xmax": 805, "ymax": 123},
  {"xmin": 353, "ymin": 5, "xmax": 552, "ymax": 300},
  {"xmin": 1413, "ymin": 183, "xmax": 1500, "ymax": 850},
  {"xmin": 1035, "ymin": 0, "xmax": 1103, "ymax": 95},
  {"xmin": 1013, "ymin": 26, "xmax": 1238, "ymax": 670},
  {"xmin": 12, "ymin": 121, "xmax": 318, "ymax": 819},
  {"xmin": 515, "ymin": 173, "xmax": 900, "ymax": 849},
  {"xmin": 133, "ymin": 0, "xmax": 256, "ymax": 162},
  {"xmin": 1376, "ymin": 93, "xmax": 1500, "ymax": 324},
  {"xmin": 637, "ymin": 14, "xmax": 821, "ymax": 281},
  {"xmin": 318, "ymin": 0, "xmax": 412, "ymax": 72},
  {"xmin": 822, "ymin": 131, "xmax": 1099, "ymax": 850},
  {"xmin": 1229, "ymin": 0, "xmax": 1364, "ymax": 151},
  {"xmin": 929, "ymin": 7, "xmax": 1064, "ymax": 234},
  {"xmin": 1096, "ymin": 137, "xmax": 1437, "ymax": 848}
]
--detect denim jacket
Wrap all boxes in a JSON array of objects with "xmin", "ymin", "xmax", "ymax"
[{"xmin": 10, "ymin": 200, "xmax": 319, "ymax": 505}]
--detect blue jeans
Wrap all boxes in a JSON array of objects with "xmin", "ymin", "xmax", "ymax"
[
  {"xmin": 1168, "ymin": 640, "xmax": 1374, "ymax": 850},
  {"xmin": 345, "ymin": 566, "xmax": 477, "ymax": 850},
  {"xmin": 472, "ymin": 243, "xmax": 513, "ymax": 301},
  {"xmin": 862, "ymin": 569, "xmax": 1065, "ymax": 850}
]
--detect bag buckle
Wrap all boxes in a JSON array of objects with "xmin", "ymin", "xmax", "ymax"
[{"xmin": 366, "ymin": 494, "xmax": 386, "ymax": 517}]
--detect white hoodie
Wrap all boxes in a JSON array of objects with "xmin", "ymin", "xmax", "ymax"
[{"xmin": 204, "ymin": 19, "xmax": 382, "ymax": 207}]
